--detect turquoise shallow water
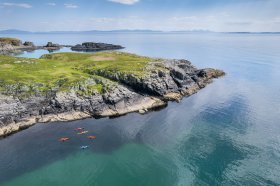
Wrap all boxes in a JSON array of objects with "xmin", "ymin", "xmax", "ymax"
[{"xmin": 0, "ymin": 33, "xmax": 280, "ymax": 185}]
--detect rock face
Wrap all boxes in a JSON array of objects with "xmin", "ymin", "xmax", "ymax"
[
  {"xmin": 0, "ymin": 38, "xmax": 23, "ymax": 54},
  {"xmin": 71, "ymin": 42, "xmax": 124, "ymax": 52},
  {"xmin": 0, "ymin": 42, "xmax": 17, "ymax": 54},
  {"xmin": 0, "ymin": 57, "xmax": 224, "ymax": 137}
]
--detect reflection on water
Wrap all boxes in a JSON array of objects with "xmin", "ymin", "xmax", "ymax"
[
  {"xmin": 13, "ymin": 47, "xmax": 73, "ymax": 58},
  {"xmin": 0, "ymin": 33, "xmax": 280, "ymax": 185}
]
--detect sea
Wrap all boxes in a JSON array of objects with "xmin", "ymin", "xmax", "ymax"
[{"xmin": 0, "ymin": 32, "xmax": 279, "ymax": 186}]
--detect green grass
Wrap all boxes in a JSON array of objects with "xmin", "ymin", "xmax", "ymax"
[
  {"xmin": 0, "ymin": 52, "xmax": 156, "ymax": 97},
  {"xmin": 41, "ymin": 51, "xmax": 152, "ymax": 76}
]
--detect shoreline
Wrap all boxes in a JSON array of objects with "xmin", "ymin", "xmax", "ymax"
[
  {"xmin": 0, "ymin": 77, "xmax": 222, "ymax": 138},
  {"xmin": 0, "ymin": 38, "xmax": 225, "ymax": 138},
  {"xmin": 0, "ymin": 96, "xmax": 166, "ymax": 137}
]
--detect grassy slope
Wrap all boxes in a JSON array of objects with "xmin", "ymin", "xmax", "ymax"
[
  {"xmin": 0, "ymin": 52, "xmax": 154, "ymax": 96},
  {"xmin": 0, "ymin": 37, "xmax": 22, "ymax": 46}
]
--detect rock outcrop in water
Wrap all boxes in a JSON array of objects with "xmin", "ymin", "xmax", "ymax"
[
  {"xmin": 43, "ymin": 42, "xmax": 62, "ymax": 51},
  {"xmin": 23, "ymin": 41, "xmax": 35, "ymax": 47},
  {"xmin": 71, "ymin": 42, "xmax": 124, "ymax": 52},
  {"xmin": 0, "ymin": 39, "xmax": 225, "ymax": 137}
]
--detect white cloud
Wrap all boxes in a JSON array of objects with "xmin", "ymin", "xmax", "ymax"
[
  {"xmin": 47, "ymin": 3, "xmax": 56, "ymax": 6},
  {"xmin": 64, "ymin": 3, "xmax": 78, "ymax": 8},
  {"xmin": 1, "ymin": 2, "xmax": 32, "ymax": 8},
  {"xmin": 108, "ymin": 0, "xmax": 139, "ymax": 5}
]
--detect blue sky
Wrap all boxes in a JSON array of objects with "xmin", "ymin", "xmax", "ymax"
[{"xmin": 0, "ymin": 0, "xmax": 279, "ymax": 32}]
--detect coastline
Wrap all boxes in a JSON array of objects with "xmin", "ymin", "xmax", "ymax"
[
  {"xmin": 0, "ymin": 38, "xmax": 225, "ymax": 138},
  {"xmin": 0, "ymin": 73, "xmax": 223, "ymax": 138},
  {"xmin": 0, "ymin": 96, "xmax": 166, "ymax": 137}
]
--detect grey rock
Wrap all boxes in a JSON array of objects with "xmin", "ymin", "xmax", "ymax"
[{"xmin": 43, "ymin": 42, "xmax": 62, "ymax": 51}]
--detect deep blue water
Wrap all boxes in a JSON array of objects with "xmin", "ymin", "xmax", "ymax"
[{"xmin": 0, "ymin": 33, "xmax": 280, "ymax": 185}]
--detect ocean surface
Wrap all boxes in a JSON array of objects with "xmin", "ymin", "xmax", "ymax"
[{"xmin": 0, "ymin": 33, "xmax": 280, "ymax": 186}]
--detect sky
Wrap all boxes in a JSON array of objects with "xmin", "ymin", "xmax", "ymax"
[{"xmin": 0, "ymin": 0, "xmax": 280, "ymax": 32}]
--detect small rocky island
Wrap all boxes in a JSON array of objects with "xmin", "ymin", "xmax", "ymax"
[
  {"xmin": 0, "ymin": 38, "xmax": 225, "ymax": 137},
  {"xmin": 71, "ymin": 42, "xmax": 124, "ymax": 51}
]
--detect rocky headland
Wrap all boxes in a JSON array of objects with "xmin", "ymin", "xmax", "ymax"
[{"xmin": 0, "ymin": 38, "xmax": 225, "ymax": 137}]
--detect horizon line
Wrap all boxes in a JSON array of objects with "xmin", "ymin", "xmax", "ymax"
[{"xmin": 0, "ymin": 29, "xmax": 280, "ymax": 34}]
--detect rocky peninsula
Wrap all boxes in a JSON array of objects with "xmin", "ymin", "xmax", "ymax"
[{"xmin": 0, "ymin": 38, "xmax": 225, "ymax": 137}]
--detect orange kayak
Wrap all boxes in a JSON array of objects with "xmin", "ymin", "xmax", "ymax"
[
  {"xmin": 59, "ymin": 138, "xmax": 70, "ymax": 142},
  {"xmin": 87, "ymin": 136, "xmax": 97, "ymax": 139}
]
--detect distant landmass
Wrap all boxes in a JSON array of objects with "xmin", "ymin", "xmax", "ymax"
[
  {"xmin": 0, "ymin": 29, "xmax": 279, "ymax": 34},
  {"xmin": 222, "ymin": 32, "xmax": 280, "ymax": 34},
  {"xmin": 0, "ymin": 29, "xmax": 212, "ymax": 34},
  {"xmin": 0, "ymin": 29, "xmax": 32, "ymax": 34},
  {"xmin": 0, "ymin": 29, "xmax": 162, "ymax": 34}
]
